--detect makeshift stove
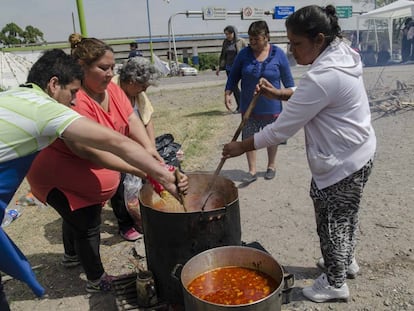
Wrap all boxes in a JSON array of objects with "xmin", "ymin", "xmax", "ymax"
[{"xmin": 113, "ymin": 173, "xmax": 293, "ymax": 310}]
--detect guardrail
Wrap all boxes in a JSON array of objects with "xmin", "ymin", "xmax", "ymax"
[{"xmin": 1, "ymin": 32, "xmax": 289, "ymax": 63}]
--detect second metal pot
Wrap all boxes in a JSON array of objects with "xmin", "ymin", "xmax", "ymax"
[{"xmin": 180, "ymin": 246, "xmax": 285, "ymax": 311}]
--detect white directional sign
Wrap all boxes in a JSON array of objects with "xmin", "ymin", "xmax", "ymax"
[
  {"xmin": 242, "ymin": 6, "xmax": 265, "ymax": 20},
  {"xmin": 202, "ymin": 7, "xmax": 226, "ymax": 20}
]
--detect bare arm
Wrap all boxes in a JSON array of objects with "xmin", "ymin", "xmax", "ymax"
[
  {"xmin": 61, "ymin": 117, "xmax": 188, "ymax": 196},
  {"xmin": 144, "ymin": 119, "xmax": 156, "ymax": 148},
  {"xmin": 222, "ymin": 136, "xmax": 255, "ymax": 159},
  {"xmin": 256, "ymin": 78, "xmax": 294, "ymax": 101},
  {"xmin": 128, "ymin": 113, "xmax": 162, "ymax": 161},
  {"xmin": 224, "ymin": 90, "xmax": 234, "ymax": 111},
  {"xmin": 64, "ymin": 140, "xmax": 147, "ymax": 178}
]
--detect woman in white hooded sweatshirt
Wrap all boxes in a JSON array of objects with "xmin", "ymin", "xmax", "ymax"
[{"xmin": 222, "ymin": 5, "xmax": 376, "ymax": 303}]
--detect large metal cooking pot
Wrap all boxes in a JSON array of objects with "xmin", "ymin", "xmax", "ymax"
[
  {"xmin": 181, "ymin": 246, "xmax": 285, "ymax": 311},
  {"xmin": 139, "ymin": 172, "xmax": 242, "ymax": 305}
]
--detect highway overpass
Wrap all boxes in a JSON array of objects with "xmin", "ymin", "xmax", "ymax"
[{"xmin": 1, "ymin": 32, "xmax": 289, "ymax": 64}]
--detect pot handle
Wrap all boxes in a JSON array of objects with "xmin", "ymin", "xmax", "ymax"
[
  {"xmin": 282, "ymin": 273, "xmax": 295, "ymax": 304},
  {"xmin": 171, "ymin": 263, "xmax": 183, "ymax": 281},
  {"xmin": 199, "ymin": 207, "xmax": 227, "ymax": 222}
]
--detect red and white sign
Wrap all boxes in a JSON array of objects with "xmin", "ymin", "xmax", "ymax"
[{"xmin": 242, "ymin": 6, "xmax": 265, "ymax": 20}]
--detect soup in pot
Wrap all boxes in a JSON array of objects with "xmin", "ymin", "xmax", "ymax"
[{"xmin": 187, "ymin": 266, "xmax": 277, "ymax": 305}]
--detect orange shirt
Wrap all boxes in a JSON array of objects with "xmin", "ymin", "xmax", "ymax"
[{"xmin": 27, "ymin": 82, "xmax": 134, "ymax": 211}]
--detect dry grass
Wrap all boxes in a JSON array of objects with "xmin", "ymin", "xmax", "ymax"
[{"xmin": 149, "ymin": 85, "xmax": 230, "ymax": 171}]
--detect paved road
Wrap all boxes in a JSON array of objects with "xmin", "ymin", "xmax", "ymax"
[
  {"xmin": 154, "ymin": 62, "xmax": 414, "ymax": 93},
  {"xmin": 152, "ymin": 67, "xmax": 307, "ymax": 93}
]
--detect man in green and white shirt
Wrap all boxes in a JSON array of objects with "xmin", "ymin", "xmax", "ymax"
[{"xmin": 0, "ymin": 49, "xmax": 188, "ymax": 310}]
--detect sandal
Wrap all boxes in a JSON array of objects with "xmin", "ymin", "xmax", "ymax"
[
  {"xmin": 264, "ymin": 168, "xmax": 276, "ymax": 180},
  {"xmin": 242, "ymin": 173, "xmax": 257, "ymax": 183}
]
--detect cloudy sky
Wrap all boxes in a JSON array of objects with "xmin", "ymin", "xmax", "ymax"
[{"xmin": 1, "ymin": 0, "xmax": 373, "ymax": 42}]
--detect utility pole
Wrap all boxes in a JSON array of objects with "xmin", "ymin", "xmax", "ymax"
[
  {"xmin": 76, "ymin": 0, "xmax": 87, "ymax": 36},
  {"xmin": 146, "ymin": 0, "xmax": 153, "ymax": 63}
]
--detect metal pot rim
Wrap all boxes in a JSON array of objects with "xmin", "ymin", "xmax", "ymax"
[{"xmin": 181, "ymin": 245, "xmax": 285, "ymax": 307}]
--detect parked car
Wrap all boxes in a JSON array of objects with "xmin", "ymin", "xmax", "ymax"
[{"xmin": 179, "ymin": 63, "xmax": 198, "ymax": 76}]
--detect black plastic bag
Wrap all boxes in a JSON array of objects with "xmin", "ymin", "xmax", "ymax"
[{"xmin": 155, "ymin": 133, "xmax": 182, "ymax": 168}]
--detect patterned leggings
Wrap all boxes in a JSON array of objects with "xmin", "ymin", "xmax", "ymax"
[{"xmin": 310, "ymin": 159, "xmax": 373, "ymax": 287}]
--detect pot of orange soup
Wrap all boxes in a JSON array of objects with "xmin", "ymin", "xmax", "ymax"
[{"xmin": 180, "ymin": 246, "xmax": 285, "ymax": 311}]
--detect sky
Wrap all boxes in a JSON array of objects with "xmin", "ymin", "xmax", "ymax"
[{"xmin": 1, "ymin": 0, "xmax": 374, "ymax": 42}]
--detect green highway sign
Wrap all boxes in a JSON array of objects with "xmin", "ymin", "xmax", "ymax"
[{"xmin": 336, "ymin": 6, "xmax": 352, "ymax": 18}]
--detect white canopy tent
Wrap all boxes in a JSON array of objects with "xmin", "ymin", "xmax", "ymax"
[{"xmin": 357, "ymin": 0, "xmax": 414, "ymax": 59}]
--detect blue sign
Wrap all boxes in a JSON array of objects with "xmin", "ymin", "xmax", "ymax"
[{"xmin": 274, "ymin": 6, "xmax": 294, "ymax": 19}]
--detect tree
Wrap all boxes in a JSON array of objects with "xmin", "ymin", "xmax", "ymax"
[
  {"xmin": 0, "ymin": 23, "xmax": 23, "ymax": 45},
  {"xmin": 22, "ymin": 25, "xmax": 45, "ymax": 44},
  {"xmin": 0, "ymin": 23, "xmax": 45, "ymax": 45}
]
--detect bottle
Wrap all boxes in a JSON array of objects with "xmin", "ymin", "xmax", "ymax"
[{"xmin": 1, "ymin": 205, "xmax": 22, "ymax": 228}]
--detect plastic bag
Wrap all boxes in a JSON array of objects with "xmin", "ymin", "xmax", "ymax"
[
  {"xmin": 123, "ymin": 173, "xmax": 143, "ymax": 232},
  {"xmin": 155, "ymin": 133, "xmax": 183, "ymax": 167}
]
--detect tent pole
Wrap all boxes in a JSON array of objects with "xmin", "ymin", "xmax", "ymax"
[
  {"xmin": 388, "ymin": 17, "xmax": 393, "ymax": 60},
  {"xmin": 357, "ymin": 18, "xmax": 360, "ymax": 49}
]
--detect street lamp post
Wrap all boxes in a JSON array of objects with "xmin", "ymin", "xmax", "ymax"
[
  {"xmin": 76, "ymin": 0, "xmax": 87, "ymax": 36},
  {"xmin": 146, "ymin": 0, "xmax": 153, "ymax": 63},
  {"xmin": 168, "ymin": 11, "xmax": 203, "ymax": 75}
]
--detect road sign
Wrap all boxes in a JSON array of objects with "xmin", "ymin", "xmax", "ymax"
[
  {"xmin": 336, "ymin": 6, "xmax": 353, "ymax": 18},
  {"xmin": 274, "ymin": 6, "xmax": 294, "ymax": 19},
  {"xmin": 202, "ymin": 7, "xmax": 226, "ymax": 20},
  {"xmin": 242, "ymin": 6, "xmax": 265, "ymax": 20}
]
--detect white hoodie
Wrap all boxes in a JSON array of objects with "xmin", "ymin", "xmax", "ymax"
[{"xmin": 254, "ymin": 39, "xmax": 376, "ymax": 189}]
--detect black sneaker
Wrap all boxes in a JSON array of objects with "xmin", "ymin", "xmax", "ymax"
[
  {"xmin": 86, "ymin": 273, "xmax": 113, "ymax": 293},
  {"xmin": 60, "ymin": 254, "xmax": 81, "ymax": 268}
]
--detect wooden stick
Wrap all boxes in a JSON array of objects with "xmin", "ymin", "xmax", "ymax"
[
  {"xmin": 174, "ymin": 168, "xmax": 187, "ymax": 212},
  {"xmin": 201, "ymin": 92, "xmax": 262, "ymax": 211}
]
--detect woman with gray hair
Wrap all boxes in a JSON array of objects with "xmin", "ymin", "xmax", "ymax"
[
  {"xmin": 113, "ymin": 56, "xmax": 161, "ymax": 144},
  {"xmin": 110, "ymin": 56, "xmax": 161, "ymax": 241}
]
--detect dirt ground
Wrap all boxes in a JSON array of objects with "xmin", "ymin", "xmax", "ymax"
[{"xmin": 2, "ymin": 65, "xmax": 414, "ymax": 311}]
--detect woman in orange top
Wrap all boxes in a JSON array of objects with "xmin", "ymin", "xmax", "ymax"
[{"xmin": 27, "ymin": 35, "xmax": 169, "ymax": 293}]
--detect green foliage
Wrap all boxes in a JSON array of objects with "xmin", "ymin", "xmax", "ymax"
[
  {"xmin": 198, "ymin": 53, "xmax": 219, "ymax": 71},
  {"xmin": 23, "ymin": 26, "xmax": 45, "ymax": 44},
  {"xmin": 0, "ymin": 23, "xmax": 45, "ymax": 45}
]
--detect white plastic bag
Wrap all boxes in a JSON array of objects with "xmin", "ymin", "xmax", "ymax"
[{"xmin": 123, "ymin": 174, "xmax": 143, "ymax": 232}]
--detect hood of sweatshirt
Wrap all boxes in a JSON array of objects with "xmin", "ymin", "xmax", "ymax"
[
  {"xmin": 225, "ymin": 25, "xmax": 240, "ymax": 43},
  {"xmin": 311, "ymin": 39, "xmax": 362, "ymax": 78}
]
